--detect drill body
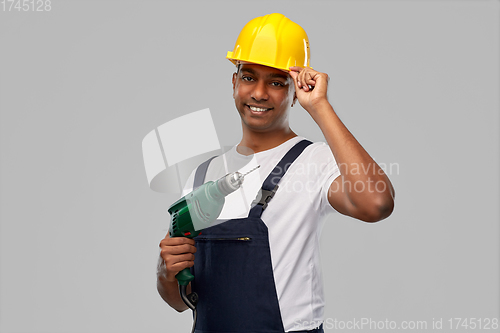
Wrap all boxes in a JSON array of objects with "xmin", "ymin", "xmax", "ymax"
[{"xmin": 167, "ymin": 171, "xmax": 246, "ymax": 285}]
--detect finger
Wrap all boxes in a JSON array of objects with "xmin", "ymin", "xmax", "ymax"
[
  {"xmin": 289, "ymin": 67, "xmax": 303, "ymax": 88},
  {"xmin": 289, "ymin": 70, "xmax": 301, "ymax": 90},
  {"xmin": 169, "ymin": 260, "xmax": 195, "ymax": 272},
  {"xmin": 305, "ymin": 71, "xmax": 319, "ymax": 90},
  {"xmin": 159, "ymin": 236, "xmax": 195, "ymax": 247},
  {"xmin": 307, "ymin": 78, "xmax": 316, "ymax": 85},
  {"xmin": 161, "ymin": 243, "xmax": 197, "ymax": 255},
  {"xmin": 165, "ymin": 252, "xmax": 196, "ymax": 267},
  {"xmin": 299, "ymin": 70, "xmax": 311, "ymax": 91},
  {"xmin": 306, "ymin": 78, "xmax": 316, "ymax": 90},
  {"xmin": 167, "ymin": 259, "xmax": 195, "ymax": 275},
  {"xmin": 289, "ymin": 66, "xmax": 303, "ymax": 72},
  {"xmin": 305, "ymin": 71, "xmax": 321, "ymax": 91},
  {"xmin": 301, "ymin": 77, "xmax": 309, "ymax": 91}
]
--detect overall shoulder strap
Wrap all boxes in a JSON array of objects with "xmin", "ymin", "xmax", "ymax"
[
  {"xmin": 193, "ymin": 156, "xmax": 218, "ymax": 190},
  {"xmin": 249, "ymin": 139, "xmax": 313, "ymax": 218}
]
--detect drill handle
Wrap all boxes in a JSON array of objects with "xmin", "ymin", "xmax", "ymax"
[
  {"xmin": 176, "ymin": 268, "xmax": 194, "ymax": 286},
  {"xmin": 172, "ymin": 233, "xmax": 200, "ymax": 286}
]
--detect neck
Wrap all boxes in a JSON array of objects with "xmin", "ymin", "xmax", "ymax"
[{"xmin": 237, "ymin": 127, "xmax": 298, "ymax": 155}]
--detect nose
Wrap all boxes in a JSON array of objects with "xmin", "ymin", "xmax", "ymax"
[{"xmin": 251, "ymin": 81, "xmax": 269, "ymax": 102}]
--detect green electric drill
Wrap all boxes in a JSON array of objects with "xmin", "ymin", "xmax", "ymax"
[
  {"xmin": 167, "ymin": 166, "xmax": 260, "ymax": 308},
  {"xmin": 167, "ymin": 165, "xmax": 260, "ymax": 332}
]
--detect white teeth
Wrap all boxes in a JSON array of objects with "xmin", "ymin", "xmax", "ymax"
[{"xmin": 249, "ymin": 106, "xmax": 270, "ymax": 112}]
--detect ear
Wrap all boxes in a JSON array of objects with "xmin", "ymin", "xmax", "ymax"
[
  {"xmin": 288, "ymin": 75, "xmax": 297, "ymax": 107},
  {"xmin": 291, "ymin": 92, "xmax": 297, "ymax": 107},
  {"xmin": 232, "ymin": 72, "xmax": 237, "ymax": 98}
]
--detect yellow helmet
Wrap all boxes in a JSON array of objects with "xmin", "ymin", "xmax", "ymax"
[{"xmin": 226, "ymin": 13, "xmax": 310, "ymax": 72}]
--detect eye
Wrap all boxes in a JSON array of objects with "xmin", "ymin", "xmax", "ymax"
[
  {"xmin": 271, "ymin": 81, "xmax": 285, "ymax": 87},
  {"xmin": 242, "ymin": 76, "xmax": 254, "ymax": 82}
]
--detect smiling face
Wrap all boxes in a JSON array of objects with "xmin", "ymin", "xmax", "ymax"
[{"xmin": 232, "ymin": 64, "xmax": 295, "ymax": 133}]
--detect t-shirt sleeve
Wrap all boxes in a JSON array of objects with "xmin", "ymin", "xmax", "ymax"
[{"xmin": 313, "ymin": 143, "xmax": 341, "ymax": 215}]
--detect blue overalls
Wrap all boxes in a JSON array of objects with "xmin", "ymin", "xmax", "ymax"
[{"xmin": 190, "ymin": 139, "xmax": 324, "ymax": 333}]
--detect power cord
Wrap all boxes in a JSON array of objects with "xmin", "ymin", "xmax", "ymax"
[{"xmin": 179, "ymin": 285, "xmax": 198, "ymax": 333}]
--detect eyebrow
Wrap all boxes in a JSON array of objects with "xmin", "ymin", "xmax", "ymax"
[{"xmin": 241, "ymin": 68, "xmax": 289, "ymax": 81}]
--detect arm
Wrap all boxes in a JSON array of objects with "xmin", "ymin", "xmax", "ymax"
[
  {"xmin": 289, "ymin": 67, "xmax": 395, "ymax": 222},
  {"xmin": 157, "ymin": 234, "xmax": 196, "ymax": 312}
]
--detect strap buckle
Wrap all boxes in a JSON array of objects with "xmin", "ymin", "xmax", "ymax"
[{"xmin": 251, "ymin": 185, "xmax": 279, "ymax": 211}]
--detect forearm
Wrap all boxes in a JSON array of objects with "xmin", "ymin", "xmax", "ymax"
[
  {"xmin": 157, "ymin": 258, "xmax": 191, "ymax": 312},
  {"xmin": 310, "ymin": 100, "xmax": 395, "ymax": 212}
]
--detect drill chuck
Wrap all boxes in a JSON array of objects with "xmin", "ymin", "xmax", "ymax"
[
  {"xmin": 216, "ymin": 165, "xmax": 261, "ymax": 196},
  {"xmin": 217, "ymin": 172, "xmax": 244, "ymax": 196}
]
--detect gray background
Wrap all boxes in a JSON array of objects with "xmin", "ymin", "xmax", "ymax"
[{"xmin": 1, "ymin": 0, "xmax": 499, "ymax": 332}]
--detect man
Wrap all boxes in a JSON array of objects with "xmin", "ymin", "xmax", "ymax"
[{"xmin": 157, "ymin": 13, "xmax": 394, "ymax": 333}]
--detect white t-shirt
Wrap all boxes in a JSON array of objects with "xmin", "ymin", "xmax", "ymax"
[{"xmin": 181, "ymin": 136, "xmax": 341, "ymax": 331}]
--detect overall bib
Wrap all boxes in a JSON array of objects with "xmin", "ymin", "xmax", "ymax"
[{"xmin": 191, "ymin": 140, "xmax": 324, "ymax": 333}]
